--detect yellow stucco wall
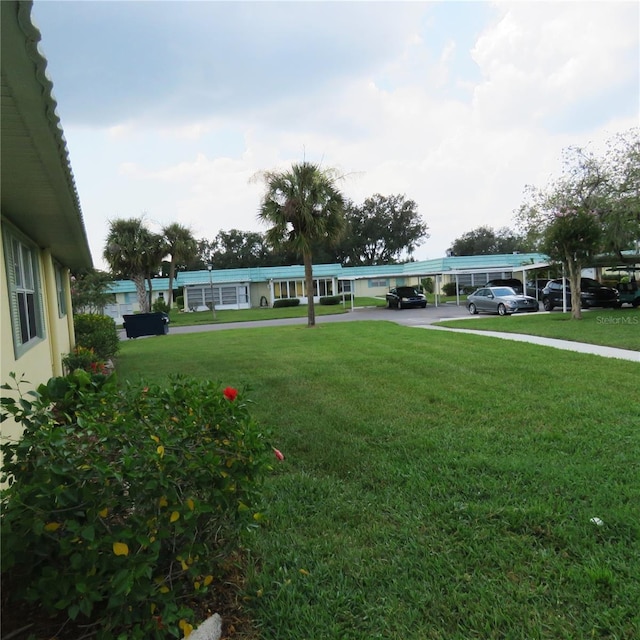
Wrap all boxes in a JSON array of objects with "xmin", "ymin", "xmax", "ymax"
[{"xmin": 1, "ymin": 240, "xmax": 74, "ymax": 448}]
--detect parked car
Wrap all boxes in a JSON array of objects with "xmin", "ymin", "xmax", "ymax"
[
  {"xmin": 485, "ymin": 278, "xmax": 523, "ymax": 295},
  {"xmin": 386, "ymin": 286, "xmax": 427, "ymax": 309},
  {"xmin": 467, "ymin": 286, "xmax": 539, "ymax": 316},
  {"xmin": 541, "ymin": 278, "xmax": 620, "ymax": 311}
]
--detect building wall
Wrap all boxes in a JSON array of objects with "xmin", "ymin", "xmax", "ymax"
[{"xmin": 1, "ymin": 234, "xmax": 75, "ymax": 447}]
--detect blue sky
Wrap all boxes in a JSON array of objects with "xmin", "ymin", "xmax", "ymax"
[{"xmin": 31, "ymin": 0, "xmax": 639, "ymax": 269}]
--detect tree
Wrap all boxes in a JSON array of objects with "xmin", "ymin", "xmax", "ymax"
[
  {"xmin": 70, "ymin": 269, "xmax": 115, "ymax": 315},
  {"xmin": 257, "ymin": 161, "xmax": 346, "ymax": 327},
  {"xmin": 103, "ymin": 217, "xmax": 162, "ymax": 313},
  {"xmin": 162, "ymin": 223, "xmax": 197, "ymax": 306},
  {"xmin": 516, "ymin": 145, "xmax": 609, "ymax": 319},
  {"xmin": 448, "ymin": 225, "xmax": 532, "ymax": 256},
  {"xmin": 209, "ymin": 229, "xmax": 271, "ymax": 269},
  {"xmin": 338, "ymin": 194, "xmax": 428, "ymax": 265}
]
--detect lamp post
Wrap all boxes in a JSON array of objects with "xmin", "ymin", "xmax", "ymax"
[{"xmin": 207, "ymin": 264, "xmax": 217, "ymax": 320}]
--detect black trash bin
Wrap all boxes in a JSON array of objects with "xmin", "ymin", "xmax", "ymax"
[{"xmin": 123, "ymin": 312, "xmax": 170, "ymax": 338}]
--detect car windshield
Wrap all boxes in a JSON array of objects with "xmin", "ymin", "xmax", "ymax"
[
  {"xmin": 396, "ymin": 287, "xmax": 419, "ymax": 296},
  {"xmin": 492, "ymin": 287, "xmax": 516, "ymax": 297}
]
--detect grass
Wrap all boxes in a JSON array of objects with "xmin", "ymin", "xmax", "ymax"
[
  {"xmin": 164, "ymin": 297, "xmax": 386, "ymax": 327},
  {"xmin": 436, "ymin": 308, "xmax": 640, "ymax": 351},
  {"xmin": 115, "ymin": 321, "xmax": 640, "ymax": 639}
]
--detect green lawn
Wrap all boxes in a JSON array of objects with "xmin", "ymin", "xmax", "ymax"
[
  {"xmin": 116, "ymin": 322, "xmax": 640, "ymax": 639},
  {"xmin": 436, "ymin": 308, "xmax": 640, "ymax": 351},
  {"xmin": 164, "ymin": 297, "xmax": 386, "ymax": 327}
]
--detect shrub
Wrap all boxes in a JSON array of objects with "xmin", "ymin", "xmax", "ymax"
[
  {"xmin": 152, "ymin": 298, "xmax": 171, "ymax": 314},
  {"xmin": 62, "ymin": 345, "xmax": 109, "ymax": 376},
  {"xmin": 319, "ymin": 295, "xmax": 341, "ymax": 305},
  {"xmin": 442, "ymin": 282, "xmax": 465, "ymax": 296},
  {"xmin": 74, "ymin": 313, "xmax": 120, "ymax": 361},
  {"xmin": 175, "ymin": 295, "xmax": 184, "ymax": 309},
  {"xmin": 273, "ymin": 298, "xmax": 300, "ymax": 308},
  {"xmin": 0, "ymin": 372, "xmax": 274, "ymax": 639}
]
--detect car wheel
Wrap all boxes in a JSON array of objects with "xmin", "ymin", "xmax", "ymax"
[
  {"xmin": 421, "ymin": 303, "xmax": 427, "ymax": 309},
  {"xmin": 633, "ymin": 298, "xmax": 640, "ymax": 308},
  {"xmin": 386, "ymin": 299, "xmax": 392, "ymax": 309},
  {"xmin": 468, "ymin": 303, "xmax": 478, "ymax": 315},
  {"xmin": 497, "ymin": 303, "xmax": 507, "ymax": 316},
  {"xmin": 396, "ymin": 300, "xmax": 402, "ymax": 310},
  {"xmin": 543, "ymin": 298, "xmax": 554, "ymax": 311}
]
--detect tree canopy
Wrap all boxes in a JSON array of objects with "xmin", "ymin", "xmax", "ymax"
[
  {"xmin": 103, "ymin": 217, "xmax": 162, "ymax": 313},
  {"xmin": 515, "ymin": 128, "xmax": 639, "ymax": 319},
  {"xmin": 257, "ymin": 161, "xmax": 346, "ymax": 327},
  {"xmin": 448, "ymin": 225, "xmax": 532, "ymax": 256},
  {"xmin": 162, "ymin": 223, "xmax": 197, "ymax": 306},
  {"xmin": 339, "ymin": 194, "xmax": 428, "ymax": 265}
]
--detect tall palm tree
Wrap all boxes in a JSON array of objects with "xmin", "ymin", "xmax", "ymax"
[
  {"xmin": 258, "ymin": 161, "xmax": 346, "ymax": 327},
  {"xmin": 103, "ymin": 217, "xmax": 161, "ymax": 313},
  {"xmin": 162, "ymin": 223, "xmax": 197, "ymax": 307}
]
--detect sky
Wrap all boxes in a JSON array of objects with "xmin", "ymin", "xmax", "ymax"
[{"xmin": 31, "ymin": 0, "xmax": 639, "ymax": 270}]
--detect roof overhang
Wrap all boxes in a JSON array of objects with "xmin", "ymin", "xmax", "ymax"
[{"xmin": 1, "ymin": 0, "xmax": 92, "ymax": 271}]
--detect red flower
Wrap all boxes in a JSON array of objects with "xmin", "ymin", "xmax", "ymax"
[
  {"xmin": 223, "ymin": 386, "xmax": 238, "ymax": 402},
  {"xmin": 273, "ymin": 448, "xmax": 284, "ymax": 461}
]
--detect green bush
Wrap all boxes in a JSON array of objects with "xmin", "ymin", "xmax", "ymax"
[
  {"xmin": 442, "ymin": 282, "xmax": 467, "ymax": 296},
  {"xmin": 62, "ymin": 345, "xmax": 109, "ymax": 376},
  {"xmin": 74, "ymin": 313, "xmax": 120, "ymax": 361},
  {"xmin": 152, "ymin": 298, "xmax": 171, "ymax": 314},
  {"xmin": 1, "ymin": 372, "xmax": 274, "ymax": 639},
  {"xmin": 273, "ymin": 298, "xmax": 300, "ymax": 308},
  {"xmin": 319, "ymin": 295, "xmax": 341, "ymax": 306},
  {"xmin": 175, "ymin": 295, "xmax": 184, "ymax": 309}
]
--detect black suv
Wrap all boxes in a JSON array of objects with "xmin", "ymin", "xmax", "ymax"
[
  {"xmin": 485, "ymin": 278, "xmax": 523, "ymax": 294},
  {"xmin": 541, "ymin": 278, "xmax": 619, "ymax": 311}
]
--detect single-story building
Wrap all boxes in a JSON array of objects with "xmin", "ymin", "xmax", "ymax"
[
  {"xmin": 1, "ymin": 1, "xmax": 93, "ymax": 445},
  {"xmin": 106, "ymin": 253, "xmax": 553, "ymax": 314}
]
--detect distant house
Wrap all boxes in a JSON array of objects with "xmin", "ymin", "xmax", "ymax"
[
  {"xmin": 107, "ymin": 253, "xmax": 552, "ymax": 313},
  {"xmin": 1, "ymin": 1, "xmax": 93, "ymax": 444},
  {"xmin": 104, "ymin": 278, "xmax": 174, "ymax": 325}
]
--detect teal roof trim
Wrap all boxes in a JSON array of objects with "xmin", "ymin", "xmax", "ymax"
[{"xmin": 107, "ymin": 255, "xmax": 551, "ymax": 291}]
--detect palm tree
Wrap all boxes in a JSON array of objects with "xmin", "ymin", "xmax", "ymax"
[
  {"xmin": 103, "ymin": 217, "xmax": 161, "ymax": 313},
  {"xmin": 162, "ymin": 223, "xmax": 197, "ymax": 307},
  {"xmin": 258, "ymin": 161, "xmax": 346, "ymax": 327}
]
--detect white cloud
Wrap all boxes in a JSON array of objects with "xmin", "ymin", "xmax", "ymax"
[{"xmin": 31, "ymin": 0, "xmax": 639, "ymax": 270}]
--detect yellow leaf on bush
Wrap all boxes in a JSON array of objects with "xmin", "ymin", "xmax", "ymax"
[
  {"xmin": 113, "ymin": 542, "xmax": 129, "ymax": 556},
  {"xmin": 150, "ymin": 435, "xmax": 160, "ymax": 444},
  {"xmin": 159, "ymin": 496, "xmax": 168, "ymax": 508},
  {"xmin": 98, "ymin": 507, "xmax": 108, "ymax": 518},
  {"xmin": 253, "ymin": 512, "xmax": 264, "ymax": 521},
  {"xmin": 150, "ymin": 603, "xmax": 157, "ymax": 614},
  {"xmin": 44, "ymin": 522, "xmax": 61, "ymax": 532},
  {"xmin": 179, "ymin": 619, "xmax": 194, "ymax": 637},
  {"xmin": 159, "ymin": 585, "xmax": 170, "ymax": 593},
  {"xmin": 156, "ymin": 445, "xmax": 165, "ymax": 458},
  {"xmin": 203, "ymin": 575, "xmax": 213, "ymax": 586},
  {"xmin": 170, "ymin": 511, "xmax": 180, "ymax": 523},
  {"xmin": 194, "ymin": 580, "xmax": 201, "ymax": 590},
  {"xmin": 186, "ymin": 498, "xmax": 195, "ymax": 511}
]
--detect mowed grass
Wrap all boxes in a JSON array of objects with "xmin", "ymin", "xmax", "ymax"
[
  {"xmin": 436, "ymin": 308, "xmax": 640, "ymax": 351},
  {"xmin": 116, "ymin": 322, "xmax": 640, "ymax": 639},
  {"xmin": 164, "ymin": 297, "xmax": 386, "ymax": 328}
]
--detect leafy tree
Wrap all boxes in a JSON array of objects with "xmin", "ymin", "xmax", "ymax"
[
  {"xmin": 448, "ymin": 225, "xmax": 531, "ymax": 256},
  {"xmin": 103, "ymin": 217, "xmax": 162, "ymax": 313},
  {"xmin": 210, "ymin": 229, "xmax": 271, "ymax": 269},
  {"xmin": 338, "ymin": 194, "xmax": 428, "ymax": 265},
  {"xmin": 257, "ymin": 161, "xmax": 346, "ymax": 327},
  {"xmin": 517, "ymin": 145, "xmax": 610, "ymax": 319},
  {"xmin": 162, "ymin": 223, "xmax": 197, "ymax": 306},
  {"xmin": 70, "ymin": 270, "xmax": 115, "ymax": 315}
]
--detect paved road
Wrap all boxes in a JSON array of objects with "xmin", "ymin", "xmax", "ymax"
[{"xmin": 120, "ymin": 304, "xmax": 640, "ymax": 362}]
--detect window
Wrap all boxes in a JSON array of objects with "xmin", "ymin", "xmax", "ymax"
[
  {"xmin": 369, "ymin": 279, "xmax": 388, "ymax": 288},
  {"xmin": 3, "ymin": 227, "xmax": 45, "ymax": 356},
  {"xmin": 55, "ymin": 264, "xmax": 67, "ymax": 317}
]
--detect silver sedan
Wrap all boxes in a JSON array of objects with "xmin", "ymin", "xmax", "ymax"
[{"xmin": 467, "ymin": 287, "xmax": 539, "ymax": 316}]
